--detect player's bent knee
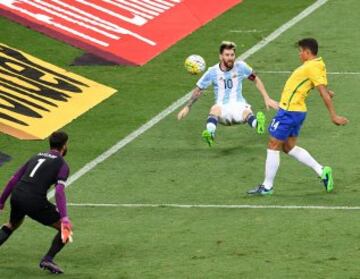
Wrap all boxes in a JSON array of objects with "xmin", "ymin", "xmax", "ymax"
[
  {"xmin": 242, "ymin": 109, "xmax": 253, "ymax": 120},
  {"xmin": 7, "ymin": 220, "xmax": 22, "ymax": 231},
  {"xmin": 209, "ymin": 105, "xmax": 221, "ymax": 117},
  {"xmin": 283, "ymin": 138, "xmax": 297, "ymax": 153},
  {"xmin": 51, "ymin": 220, "xmax": 62, "ymax": 231},
  {"xmin": 4, "ymin": 223, "xmax": 13, "ymax": 230},
  {"xmin": 282, "ymin": 145, "xmax": 291, "ymax": 154},
  {"xmin": 267, "ymin": 137, "xmax": 283, "ymax": 151},
  {"xmin": 283, "ymin": 144, "xmax": 294, "ymax": 154}
]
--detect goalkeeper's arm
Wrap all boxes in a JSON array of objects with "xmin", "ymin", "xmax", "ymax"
[
  {"xmin": 55, "ymin": 184, "xmax": 73, "ymax": 243},
  {"xmin": 0, "ymin": 163, "xmax": 28, "ymax": 210}
]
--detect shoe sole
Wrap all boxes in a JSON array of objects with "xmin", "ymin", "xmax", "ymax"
[
  {"xmin": 40, "ymin": 264, "xmax": 63, "ymax": 274},
  {"xmin": 256, "ymin": 112, "xmax": 266, "ymax": 135},
  {"xmin": 261, "ymin": 190, "xmax": 273, "ymax": 196},
  {"xmin": 247, "ymin": 190, "xmax": 273, "ymax": 196},
  {"xmin": 324, "ymin": 167, "xmax": 334, "ymax": 192},
  {"xmin": 201, "ymin": 131, "xmax": 213, "ymax": 147}
]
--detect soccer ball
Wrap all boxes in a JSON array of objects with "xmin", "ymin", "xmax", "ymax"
[{"xmin": 184, "ymin": 55, "xmax": 206, "ymax": 75}]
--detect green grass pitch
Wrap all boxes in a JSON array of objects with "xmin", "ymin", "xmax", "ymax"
[{"xmin": 1, "ymin": 0, "xmax": 360, "ymax": 278}]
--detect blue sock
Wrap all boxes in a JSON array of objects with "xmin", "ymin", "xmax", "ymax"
[
  {"xmin": 206, "ymin": 115, "xmax": 218, "ymax": 134},
  {"xmin": 247, "ymin": 115, "xmax": 257, "ymax": 128}
]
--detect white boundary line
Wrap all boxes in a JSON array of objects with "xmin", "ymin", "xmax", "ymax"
[
  {"xmin": 229, "ymin": 29, "xmax": 263, "ymax": 33},
  {"xmin": 67, "ymin": 203, "xmax": 360, "ymax": 210},
  {"xmin": 47, "ymin": 0, "xmax": 329, "ymax": 199},
  {"xmin": 258, "ymin": 70, "xmax": 360, "ymax": 75},
  {"xmin": 237, "ymin": 0, "xmax": 328, "ymax": 60}
]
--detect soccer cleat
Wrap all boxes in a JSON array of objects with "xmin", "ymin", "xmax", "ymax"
[
  {"xmin": 321, "ymin": 166, "xmax": 334, "ymax": 192},
  {"xmin": 40, "ymin": 259, "xmax": 64, "ymax": 274},
  {"xmin": 247, "ymin": 185, "xmax": 273, "ymax": 195},
  {"xmin": 256, "ymin": 112, "xmax": 266, "ymax": 134},
  {"xmin": 202, "ymin": 130, "xmax": 215, "ymax": 147}
]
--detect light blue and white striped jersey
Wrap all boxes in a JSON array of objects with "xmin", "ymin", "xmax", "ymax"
[{"xmin": 196, "ymin": 61, "xmax": 253, "ymax": 105}]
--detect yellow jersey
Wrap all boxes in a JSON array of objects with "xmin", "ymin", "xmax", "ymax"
[{"xmin": 279, "ymin": 57, "xmax": 327, "ymax": 112}]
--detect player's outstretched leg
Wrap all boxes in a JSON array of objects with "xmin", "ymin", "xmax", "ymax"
[
  {"xmin": 287, "ymin": 145, "xmax": 333, "ymax": 192},
  {"xmin": 202, "ymin": 114, "xmax": 218, "ymax": 147},
  {"xmin": 245, "ymin": 111, "xmax": 266, "ymax": 134}
]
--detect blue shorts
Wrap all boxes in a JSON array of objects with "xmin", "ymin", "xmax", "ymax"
[{"xmin": 268, "ymin": 109, "xmax": 307, "ymax": 141}]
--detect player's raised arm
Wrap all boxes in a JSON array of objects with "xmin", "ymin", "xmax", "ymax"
[
  {"xmin": 177, "ymin": 86, "xmax": 203, "ymax": 120},
  {"xmin": 317, "ymin": 85, "xmax": 348, "ymax": 126},
  {"xmin": 252, "ymin": 75, "xmax": 279, "ymax": 111}
]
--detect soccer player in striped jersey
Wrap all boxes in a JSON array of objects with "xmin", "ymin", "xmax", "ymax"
[
  {"xmin": 248, "ymin": 38, "xmax": 348, "ymax": 195},
  {"xmin": 178, "ymin": 41, "xmax": 278, "ymax": 146},
  {"xmin": 0, "ymin": 131, "xmax": 72, "ymax": 274}
]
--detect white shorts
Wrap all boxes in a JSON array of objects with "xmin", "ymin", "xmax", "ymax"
[{"xmin": 218, "ymin": 102, "xmax": 252, "ymax": 125}]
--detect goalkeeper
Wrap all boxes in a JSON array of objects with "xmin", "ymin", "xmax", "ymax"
[{"xmin": 0, "ymin": 131, "xmax": 72, "ymax": 274}]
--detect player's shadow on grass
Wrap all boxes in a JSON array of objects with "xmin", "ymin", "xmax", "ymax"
[
  {"xmin": 214, "ymin": 144, "xmax": 263, "ymax": 157},
  {"xmin": 174, "ymin": 145, "xmax": 262, "ymax": 160}
]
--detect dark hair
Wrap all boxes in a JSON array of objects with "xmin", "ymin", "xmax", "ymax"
[
  {"xmin": 298, "ymin": 38, "xmax": 318, "ymax": 55},
  {"xmin": 219, "ymin": 41, "xmax": 237, "ymax": 54},
  {"xmin": 49, "ymin": 131, "xmax": 68, "ymax": 150}
]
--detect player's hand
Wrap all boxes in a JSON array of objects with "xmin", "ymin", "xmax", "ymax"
[
  {"xmin": 328, "ymin": 90, "xmax": 335, "ymax": 98},
  {"xmin": 331, "ymin": 115, "xmax": 348, "ymax": 126},
  {"xmin": 264, "ymin": 98, "xmax": 279, "ymax": 111},
  {"xmin": 177, "ymin": 106, "xmax": 190, "ymax": 120},
  {"xmin": 0, "ymin": 203, "xmax": 4, "ymax": 212},
  {"xmin": 61, "ymin": 217, "xmax": 73, "ymax": 244}
]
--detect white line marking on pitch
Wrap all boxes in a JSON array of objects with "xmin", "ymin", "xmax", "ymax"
[
  {"xmin": 47, "ymin": 0, "xmax": 329, "ymax": 199},
  {"xmin": 237, "ymin": 0, "xmax": 328, "ymax": 60},
  {"xmin": 229, "ymin": 29, "xmax": 263, "ymax": 33},
  {"xmin": 67, "ymin": 203, "xmax": 360, "ymax": 210},
  {"xmin": 258, "ymin": 70, "xmax": 360, "ymax": 75}
]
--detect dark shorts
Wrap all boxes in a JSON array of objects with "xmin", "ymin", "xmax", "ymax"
[
  {"xmin": 10, "ymin": 192, "xmax": 60, "ymax": 226},
  {"xmin": 268, "ymin": 109, "xmax": 307, "ymax": 141}
]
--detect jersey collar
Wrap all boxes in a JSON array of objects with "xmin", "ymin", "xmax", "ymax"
[
  {"xmin": 49, "ymin": 149, "xmax": 62, "ymax": 156},
  {"xmin": 218, "ymin": 63, "xmax": 234, "ymax": 72},
  {"xmin": 305, "ymin": 56, "xmax": 322, "ymax": 64}
]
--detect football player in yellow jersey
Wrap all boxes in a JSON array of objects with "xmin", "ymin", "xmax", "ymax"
[{"xmin": 248, "ymin": 38, "xmax": 348, "ymax": 195}]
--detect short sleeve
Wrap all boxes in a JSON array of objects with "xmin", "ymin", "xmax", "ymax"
[
  {"xmin": 237, "ymin": 61, "xmax": 253, "ymax": 78},
  {"xmin": 307, "ymin": 65, "xmax": 327, "ymax": 87},
  {"xmin": 57, "ymin": 162, "xmax": 70, "ymax": 186},
  {"xmin": 196, "ymin": 68, "xmax": 213, "ymax": 90}
]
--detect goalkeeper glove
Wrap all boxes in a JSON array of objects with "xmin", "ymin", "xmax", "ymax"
[{"xmin": 61, "ymin": 217, "xmax": 73, "ymax": 244}]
